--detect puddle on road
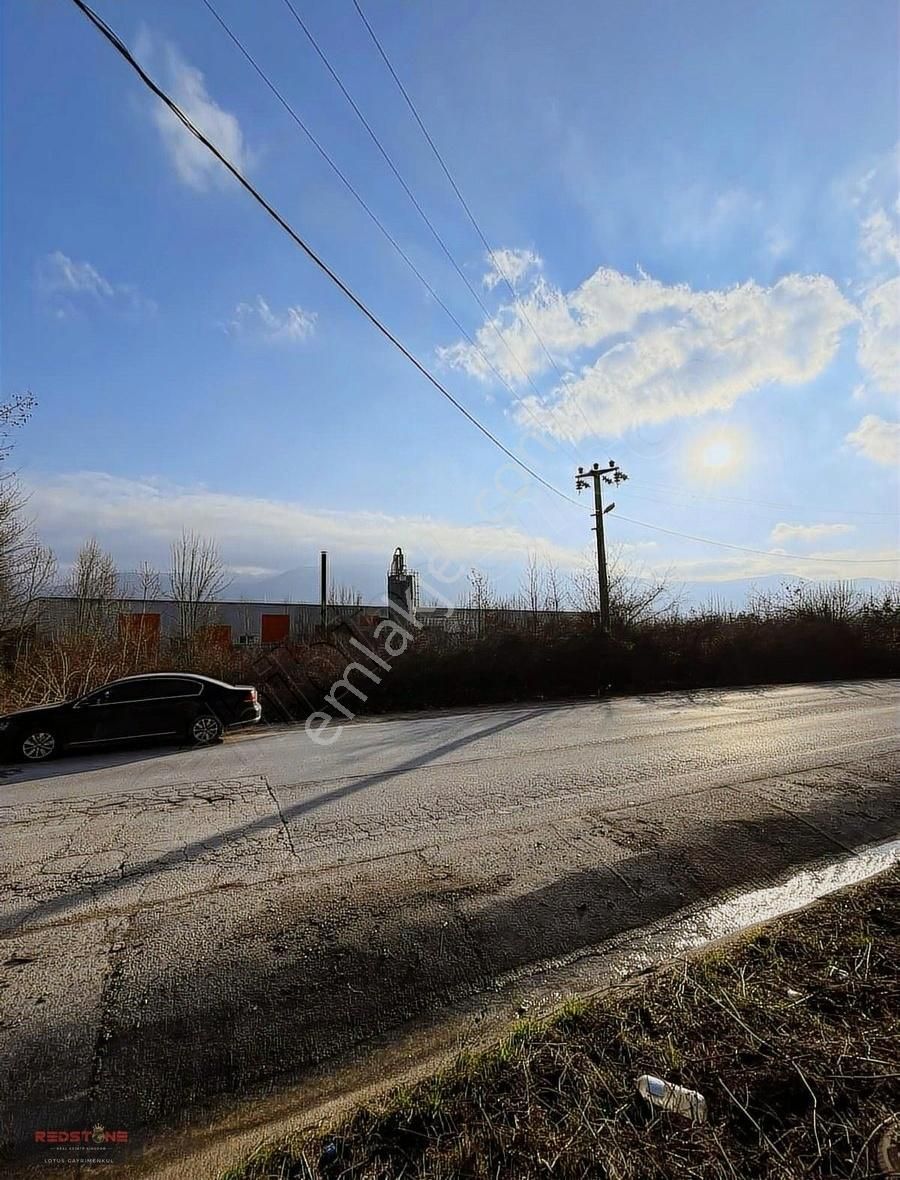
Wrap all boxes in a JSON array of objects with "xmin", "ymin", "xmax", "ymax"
[
  {"xmin": 480, "ymin": 835, "xmax": 900, "ymax": 1003},
  {"xmin": 679, "ymin": 835, "xmax": 900, "ymax": 948},
  {"xmin": 103, "ymin": 837, "xmax": 900, "ymax": 1180}
]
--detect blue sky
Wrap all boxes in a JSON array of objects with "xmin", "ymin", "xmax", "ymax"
[{"xmin": 2, "ymin": 0, "xmax": 898, "ymax": 601}]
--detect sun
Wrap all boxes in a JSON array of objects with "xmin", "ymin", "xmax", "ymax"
[
  {"xmin": 688, "ymin": 427, "xmax": 745, "ymax": 479},
  {"xmin": 700, "ymin": 439, "xmax": 735, "ymax": 470}
]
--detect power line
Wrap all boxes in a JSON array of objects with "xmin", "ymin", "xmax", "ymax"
[
  {"xmin": 625, "ymin": 486, "xmax": 900, "ymax": 522},
  {"xmin": 69, "ymin": 0, "xmax": 583, "ymax": 512},
  {"xmin": 278, "ymin": 0, "xmax": 581, "ymax": 444},
  {"xmin": 199, "ymin": 0, "xmax": 577, "ymax": 455},
  {"xmin": 69, "ymin": 0, "xmax": 900, "ymax": 571},
  {"xmin": 351, "ymin": 0, "xmax": 597, "ymax": 441},
  {"xmin": 350, "ymin": 0, "xmax": 900, "ymax": 536},
  {"xmin": 613, "ymin": 513, "xmax": 899, "ymax": 564},
  {"xmin": 636, "ymin": 479, "xmax": 900, "ymax": 519}
]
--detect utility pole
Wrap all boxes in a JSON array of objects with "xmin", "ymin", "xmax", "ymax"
[
  {"xmin": 320, "ymin": 550, "xmax": 328, "ymax": 632},
  {"xmin": 575, "ymin": 461, "xmax": 629, "ymax": 634}
]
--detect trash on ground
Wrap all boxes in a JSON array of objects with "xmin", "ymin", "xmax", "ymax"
[
  {"xmin": 637, "ymin": 1073, "xmax": 708, "ymax": 1122},
  {"xmin": 877, "ymin": 1119, "xmax": 899, "ymax": 1176}
]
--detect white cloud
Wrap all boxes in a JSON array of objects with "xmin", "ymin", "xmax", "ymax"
[
  {"xmin": 226, "ymin": 296, "xmax": 316, "ymax": 344},
  {"xmin": 850, "ymin": 143, "xmax": 899, "ymax": 397},
  {"xmin": 647, "ymin": 547, "xmax": 900, "ymax": 584},
  {"xmin": 482, "ymin": 248, "xmax": 542, "ymax": 291},
  {"xmin": 764, "ymin": 227, "xmax": 793, "ymax": 261},
  {"xmin": 846, "ymin": 142, "xmax": 898, "ymax": 209},
  {"xmin": 36, "ymin": 251, "xmax": 153, "ymax": 317},
  {"xmin": 228, "ymin": 565, "xmax": 281, "ymax": 578},
  {"xmin": 441, "ymin": 267, "xmax": 686, "ymax": 385},
  {"xmin": 24, "ymin": 472, "xmax": 581, "ymax": 572},
  {"xmin": 38, "ymin": 251, "xmax": 113, "ymax": 298},
  {"xmin": 136, "ymin": 28, "xmax": 250, "ymax": 190},
  {"xmin": 857, "ymin": 277, "xmax": 900, "ymax": 396},
  {"xmin": 845, "ymin": 414, "xmax": 900, "ymax": 467},
  {"xmin": 25, "ymin": 473, "xmax": 898, "ymax": 594},
  {"xmin": 664, "ymin": 186, "xmax": 763, "ymax": 250},
  {"xmin": 849, "ymin": 142, "xmax": 900, "ymax": 274},
  {"xmin": 770, "ymin": 522, "xmax": 855, "ymax": 544},
  {"xmin": 860, "ymin": 207, "xmax": 900, "ymax": 268},
  {"xmin": 443, "ymin": 264, "xmax": 856, "ymax": 439}
]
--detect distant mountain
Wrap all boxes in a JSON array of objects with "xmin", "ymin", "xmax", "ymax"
[
  {"xmin": 667, "ymin": 575, "xmax": 896, "ymax": 611},
  {"xmin": 224, "ymin": 566, "xmax": 895, "ymax": 612},
  {"xmin": 225, "ymin": 562, "xmax": 389, "ymax": 605}
]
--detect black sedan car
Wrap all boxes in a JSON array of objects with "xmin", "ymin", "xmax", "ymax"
[{"xmin": 0, "ymin": 673, "xmax": 262, "ymax": 762}]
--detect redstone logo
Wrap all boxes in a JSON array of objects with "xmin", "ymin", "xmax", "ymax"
[{"xmin": 34, "ymin": 1124, "xmax": 128, "ymax": 1144}]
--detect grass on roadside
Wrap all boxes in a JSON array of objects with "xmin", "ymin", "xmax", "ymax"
[{"xmin": 224, "ymin": 869, "xmax": 899, "ymax": 1180}]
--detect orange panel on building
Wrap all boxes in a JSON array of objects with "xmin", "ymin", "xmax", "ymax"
[
  {"xmin": 261, "ymin": 613, "xmax": 290, "ymax": 643},
  {"xmin": 118, "ymin": 612, "xmax": 161, "ymax": 644},
  {"xmin": 199, "ymin": 624, "xmax": 232, "ymax": 648}
]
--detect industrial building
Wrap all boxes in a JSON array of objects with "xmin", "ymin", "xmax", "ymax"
[{"xmin": 33, "ymin": 548, "xmax": 422, "ymax": 647}]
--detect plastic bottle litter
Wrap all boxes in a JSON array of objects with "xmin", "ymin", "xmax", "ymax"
[
  {"xmin": 637, "ymin": 1074, "xmax": 708, "ymax": 1122},
  {"xmin": 877, "ymin": 1119, "xmax": 899, "ymax": 1176}
]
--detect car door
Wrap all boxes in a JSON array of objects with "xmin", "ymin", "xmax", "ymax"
[
  {"xmin": 82, "ymin": 680, "xmax": 179, "ymax": 746},
  {"xmin": 66, "ymin": 686, "xmax": 116, "ymax": 747},
  {"xmin": 145, "ymin": 677, "xmax": 205, "ymax": 735}
]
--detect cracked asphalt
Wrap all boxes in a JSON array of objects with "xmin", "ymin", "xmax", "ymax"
[{"xmin": 0, "ymin": 680, "xmax": 898, "ymax": 1174}]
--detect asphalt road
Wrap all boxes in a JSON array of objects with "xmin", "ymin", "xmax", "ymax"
[{"xmin": 1, "ymin": 680, "xmax": 898, "ymax": 1174}]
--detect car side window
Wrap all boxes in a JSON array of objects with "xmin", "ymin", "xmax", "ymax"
[
  {"xmin": 152, "ymin": 679, "xmax": 203, "ymax": 699},
  {"xmin": 80, "ymin": 679, "xmax": 203, "ymax": 706},
  {"xmin": 104, "ymin": 682, "xmax": 157, "ymax": 704},
  {"xmin": 83, "ymin": 681, "xmax": 158, "ymax": 705}
]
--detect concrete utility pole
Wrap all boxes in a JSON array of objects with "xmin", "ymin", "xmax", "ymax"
[
  {"xmin": 320, "ymin": 550, "xmax": 328, "ymax": 632},
  {"xmin": 575, "ymin": 461, "xmax": 629, "ymax": 634}
]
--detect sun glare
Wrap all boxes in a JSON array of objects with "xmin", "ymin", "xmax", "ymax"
[
  {"xmin": 701, "ymin": 440, "xmax": 734, "ymax": 470},
  {"xmin": 689, "ymin": 428, "xmax": 745, "ymax": 479}
]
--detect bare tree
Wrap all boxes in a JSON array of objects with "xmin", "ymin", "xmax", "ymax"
[
  {"xmin": 570, "ymin": 548, "xmax": 674, "ymax": 628},
  {"xmin": 521, "ymin": 551, "xmax": 545, "ymax": 633},
  {"xmin": 0, "ymin": 393, "xmax": 37, "ymax": 460},
  {"xmin": 542, "ymin": 559, "xmax": 564, "ymax": 614},
  {"xmin": 168, "ymin": 530, "xmax": 231, "ymax": 641},
  {"xmin": 466, "ymin": 568, "xmax": 497, "ymax": 638},
  {"xmin": 0, "ymin": 480, "xmax": 56, "ymax": 631},
  {"xmin": 10, "ymin": 541, "xmax": 57, "ymax": 632},
  {"xmin": 66, "ymin": 538, "xmax": 119, "ymax": 635},
  {"xmin": 136, "ymin": 560, "xmax": 161, "ymax": 603},
  {"xmin": 328, "ymin": 582, "xmax": 363, "ymax": 608},
  {"xmin": 115, "ymin": 560, "xmax": 163, "ymax": 661},
  {"xmin": 0, "ymin": 394, "xmax": 57, "ymax": 638}
]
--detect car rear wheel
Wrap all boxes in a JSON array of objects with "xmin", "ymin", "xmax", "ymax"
[
  {"xmin": 189, "ymin": 713, "xmax": 223, "ymax": 746},
  {"xmin": 20, "ymin": 730, "xmax": 58, "ymax": 762}
]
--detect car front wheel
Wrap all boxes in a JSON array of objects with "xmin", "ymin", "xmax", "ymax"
[
  {"xmin": 189, "ymin": 713, "xmax": 223, "ymax": 746},
  {"xmin": 20, "ymin": 730, "xmax": 58, "ymax": 762}
]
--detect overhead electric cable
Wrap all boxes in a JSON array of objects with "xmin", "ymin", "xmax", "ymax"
[
  {"xmin": 199, "ymin": 0, "xmax": 581, "ymax": 455},
  {"xmin": 69, "ymin": 0, "xmax": 584, "ymax": 510},
  {"xmin": 353, "ymin": 0, "xmax": 900, "ymax": 507},
  {"xmin": 351, "ymin": 0, "xmax": 597, "ymax": 440},
  {"xmin": 71, "ymin": 0, "xmax": 900, "ymax": 568},
  {"xmin": 613, "ymin": 514, "xmax": 899, "ymax": 564},
  {"xmin": 635, "ymin": 480, "xmax": 900, "ymax": 518},
  {"xmin": 278, "ymin": 0, "xmax": 580, "ymax": 437}
]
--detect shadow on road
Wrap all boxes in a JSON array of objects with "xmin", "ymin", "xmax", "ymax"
[
  {"xmin": 3, "ymin": 756, "xmax": 897, "ymax": 1167},
  {"xmin": 0, "ymin": 741, "xmax": 190, "ymax": 785},
  {"xmin": 0, "ymin": 706, "xmax": 553, "ymax": 932}
]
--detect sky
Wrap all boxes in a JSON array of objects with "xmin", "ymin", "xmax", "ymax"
[{"xmin": 2, "ymin": 0, "xmax": 899, "ymax": 605}]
